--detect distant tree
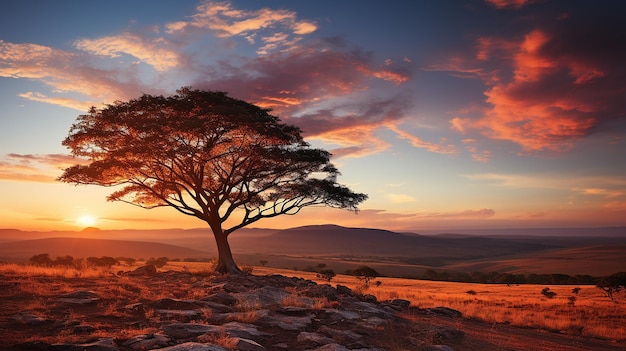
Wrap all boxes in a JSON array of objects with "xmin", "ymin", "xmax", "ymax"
[
  {"xmin": 259, "ymin": 260, "xmax": 269, "ymax": 267},
  {"xmin": 87, "ymin": 256, "xmax": 118, "ymax": 267},
  {"xmin": 30, "ymin": 253, "xmax": 52, "ymax": 266},
  {"xmin": 597, "ymin": 272, "xmax": 626, "ymax": 302},
  {"xmin": 317, "ymin": 269, "xmax": 336, "ymax": 283},
  {"xmin": 541, "ymin": 287, "xmax": 556, "ymax": 299},
  {"xmin": 572, "ymin": 287, "xmax": 581, "ymax": 295},
  {"xmin": 59, "ymin": 88, "xmax": 367, "ymax": 274},
  {"xmin": 352, "ymin": 265, "xmax": 380, "ymax": 286},
  {"xmin": 54, "ymin": 255, "xmax": 74, "ymax": 266}
]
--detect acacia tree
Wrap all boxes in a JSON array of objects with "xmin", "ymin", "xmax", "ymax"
[{"xmin": 59, "ymin": 88, "xmax": 367, "ymax": 274}]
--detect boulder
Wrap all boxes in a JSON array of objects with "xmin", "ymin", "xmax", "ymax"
[
  {"xmin": 58, "ymin": 290, "xmax": 100, "ymax": 305},
  {"xmin": 161, "ymin": 323, "xmax": 222, "ymax": 339},
  {"xmin": 232, "ymin": 337, "xmax": 265, "ymax": 351},
  {"xmin": 11, "ymin": 311, "xmax": 52, "ymax": 326},
  {"xmin": 126, "ymin": 264, "xmax": 157, "ymax": 276},
  {"xmin": 152, "ymin": 342, "xmax": 228, "ymax": 351},
  {"xmin": 122, "ymin": 333, "xmax": 173, "ymax": 350}
]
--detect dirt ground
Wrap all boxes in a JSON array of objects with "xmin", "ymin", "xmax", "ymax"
[{"xmin": 0, "ymin": 271, "xmax": 623, "ymax": 351}]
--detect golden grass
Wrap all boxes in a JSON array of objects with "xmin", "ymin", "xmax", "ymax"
[
  {"xmin": 0, "ymin": 262, "xmax": 114, "ymax": 278},
  {"xmin": 253, "ymin": 267, "xmax": 626, "ymax": 341}
]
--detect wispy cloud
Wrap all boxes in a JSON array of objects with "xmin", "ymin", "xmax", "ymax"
[
  {"xmin": 165, "ymin": 1, "xmax": 316, "ymax": 54},
  {"xmin": 74, "ymin": 33, "xmax": 180, "ymax": 72},
  {"xmin": 0, "ymin": 153, "xmax": 85, "ymax": 183}
]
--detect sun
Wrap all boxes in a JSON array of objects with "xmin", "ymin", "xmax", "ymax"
[{"xmin": 77, "ymin": 215, "xmax": 97, "ymax": 227}]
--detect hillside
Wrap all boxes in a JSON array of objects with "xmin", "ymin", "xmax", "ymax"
[
  {"xmin": 0, "ymin": 237, "xmax": 212, "ymax": 262},
  {"xmin": 1, "ymin": 225, "xmax": 626, "ymax": 275}
]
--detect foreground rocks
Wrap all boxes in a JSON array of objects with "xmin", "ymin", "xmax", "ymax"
[{"xmin": 9, "ymin": 271, "xmax": 465, "ymax": 351}]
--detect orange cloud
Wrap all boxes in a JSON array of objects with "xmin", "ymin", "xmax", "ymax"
[
  {"xmin": 0, "ymin": 40, "xmax": 148, "ymax": 110},
  {"xmin": 387, "ymin": 124, "xmax": 457, "ymax": 155},
  {"xmin": 449, "ymin": 19, "xmax": 625, "ymax": 153},
  {"xmin": 166, "ymin": 1, "xmax": 316, "ymax": 55},
  {"xmin": 74, "ymin": 33, "xmax": 180, "ymax": 71},
  {"xmin": 0, "ymin": 154, "xmax": 87, "ymax": 183}
]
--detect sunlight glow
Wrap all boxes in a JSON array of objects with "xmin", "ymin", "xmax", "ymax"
[{"xmin": 77, "ymin": 215, "xmax": 97, "ymax": 227}]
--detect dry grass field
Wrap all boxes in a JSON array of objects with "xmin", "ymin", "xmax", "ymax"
[
  {"xmin": 250, "ymin": 266, "xmax": 626, "ymax": 342},
  {"xmin": 1, "ymin": 261, "xmax": 624, "ymax": 345}
]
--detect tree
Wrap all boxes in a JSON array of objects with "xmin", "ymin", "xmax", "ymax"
[
  {"xmin": 317, "ymin": 269, "xmax": 336, "ymax": 283},
  {"xmin": 597, "ymin": 272, "xmax": 626, "ymax": 302},
  {"xmin": 259, "ymin": 260, "xmax": 268, "ymax": 267},
  {"xmin": 30, "ymin": 253, "xmax": 52, "ymax": 266},
  {"xmin": 351, "ymin": 265, "xmax": 380, "ymax": 286},
  {"xmin": 59, "ymin": 88, "xmax": 368, "ymax": 274}
]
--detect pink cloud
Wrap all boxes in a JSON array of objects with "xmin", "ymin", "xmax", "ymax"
[
  {"xmin": 74, "ymin": 33, "xmax": 180, "ymax": 72},
  {"xmin": 448, "ymin": 15, "xmax": 626, "ymax": 153},
  {"xmin": 0, "ymin": 153, "xmax": 87, "ymax": 182},
  {"xmin": 485, "ymin": 0, "xmax": 534, "ymax": 9}
]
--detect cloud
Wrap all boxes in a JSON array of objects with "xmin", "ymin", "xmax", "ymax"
[
  {"xmin": 385, "ymin": 193, "xmax": 416, "ymax": 203},
  {"xmin": 387, "ymin": 124, "xmax": 457, "ymax": 155},
  {"xmin": 165, "ymin": 1, "xmax": 316, "ymax": 54},
  {"xmin": 0, "ymin": 153, "xmax": 86, "ymax": 183},
  {"xmin": 1, "ymin": 1, "xmax": 428, "ymax": 161},
  {"xmin": 415, "ymin": 208, "xmax": 496, "ymax": 219},
  {"xmin": 446, "ymin": 9, "xmax": 626, "ymax": 153},
  {"xmin": 0, "ymin": 40, "xmax": 149, "ymax": 110},
  {"xmin": 74, "ymin": 33, "xmax": 180, "ymax": 71},
  {"xmin": 485, "ymin": 0, "xmax": 534, "ymax": 9}
]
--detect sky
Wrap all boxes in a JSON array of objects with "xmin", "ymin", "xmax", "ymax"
[{"xmin": 1, "ymin": 0, "xmax": 626, "ymax": 232}]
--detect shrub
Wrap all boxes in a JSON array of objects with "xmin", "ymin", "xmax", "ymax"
[
  {"xmin": 316, "ymin": 269, "xmax": 336, "ymax": 283},
  {"xmin": 350, "ymin": 265, "xmax": 380, "ymax": 286},
  {"xmin": 30, "ymin": 253, "xmax": 52, "ymax": 266},
  {"xmin": 541, "ymin": 287, "xmax": 556, "ymax": 299},
  {"xmin": 597, "ymin": 272, "xmax": 626, "ymax": 302}
]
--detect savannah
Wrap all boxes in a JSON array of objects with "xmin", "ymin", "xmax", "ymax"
[{"xmin": 1, "ymin": 258, "xmax": 624, "ymax": 351}]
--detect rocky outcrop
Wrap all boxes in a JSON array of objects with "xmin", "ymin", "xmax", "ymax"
[{"xmin": 11, "ymin": 272, "xmax": 464, "ymax": 351}]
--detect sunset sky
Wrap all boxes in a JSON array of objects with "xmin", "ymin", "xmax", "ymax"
[{"xmin": 1, "ymin": 0, "xmax": 625, "ymax": 232}]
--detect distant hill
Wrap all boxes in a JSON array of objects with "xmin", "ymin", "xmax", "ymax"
[
  {"xmin": 1, "ymin": 225, "xmax": 625, "ymax": 275},
  {"xmin": 0, "ymin": 237, "xmax": 212, "ymax": 262}
]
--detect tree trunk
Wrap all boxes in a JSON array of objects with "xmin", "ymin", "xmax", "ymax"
[{"xmin": 212, "ymin": 228, "xmax": 243, "ymax": 275}]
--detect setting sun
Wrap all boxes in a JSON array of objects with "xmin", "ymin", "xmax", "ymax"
[{"xmin": 76, "ymin": 215, "xmax": 97, "ymax": 227}]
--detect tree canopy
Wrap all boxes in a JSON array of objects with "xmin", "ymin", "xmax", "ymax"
[{"xmin": 59, "ymin": 87, "xmax": 367, "ymax": 273}]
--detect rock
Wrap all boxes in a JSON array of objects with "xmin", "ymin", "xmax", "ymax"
[
  {"xmin": 151, "ymin": 298, "xmax": 202, "ymax": 310},
  {"xmin": 153, "ymin": 342, "xmax": 228, "ymax": 351},
  {"xmin": 431, "ymin": 326, "xmax": 464, "ymax": 343},
  {"xmin": 389, "ymin": 298, "xmax": 411, "ymax": 309},
  {"xmin": 71, "ymin": 325, "xmax": 97, "ymax": 334},
  {"xmin": 296, "ymin": 331, "xmax": 334, "ymax": 347},
  {"xmin": 126, "ymin": 264, "xmax": 157, "ymax": 276},
  {"xmin": 423, "ymin": 346, "xmax": 455, "ymax": 351},
  {"xmin": 58, "ymin": 290, "xmax": 100, "ymax": 305},
  {"xmin": 123, "ymin": 333, "xmax": 173, "ymax": 350},
  {"xmin": 124, "ymin": 302, "xmax": 143, "ymax": 311},
  {"xmin": 161, "ymin": 323, "xmax": 222, "ymax": 339},
  {"xmin": 221, "ymin": 322, "xmax": 271, "ymax": 339},
  {"xmin": 11, "ymin": 311, "xmax": 52, "ymax": 326},
  {"xmin": 258, "ymin": 313, "xmax": 313, "ymax": 331},
  {"xmin": 335, "ymin": 285, "xmax": 352, "ymax": 296},
  {"xmin": 233, "ymin": 286, "xmax": 290, "ymax": 309},
  {"xmin": 232, "ymin": 337, "xmax": 265, "ymax": 351},
  {"xmin": 204, "ymin": 291, "xmax": 237, "ymax": 306},
  {"xmin": 317, "ymin": 326, "xmax": 365, "ymax": 349},
  {"xmin": 155, "ymin": 309, "xmax": 202, "ymax": 321},
  {"xmin": 48, "ymin": 338, "xmax": 119, "ymax": 351},
  {"xmin": 308, "ymin": 343, "xmax": 351, "ymax": 351},
  {"xmin": 201, "ymin": 301, "xmax": 235, "ymax": 313},
  {"xmin": 427, "ymin": 307, "xmax": 462, "ymax": 318}
]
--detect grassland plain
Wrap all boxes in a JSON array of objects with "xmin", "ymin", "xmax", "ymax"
[
  {"xmin": 250, "ymin": 266, "xmax": 626, "ymax": 342},
  {"xmin": 1, "ymin": 261, "xmax": 624, "ymax": 350}
]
